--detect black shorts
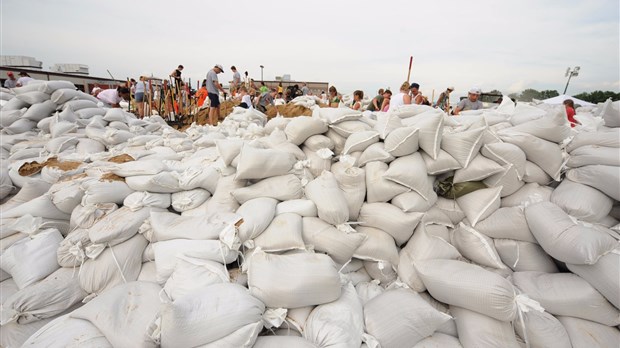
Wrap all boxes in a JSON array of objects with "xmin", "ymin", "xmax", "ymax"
[{"xmin": 208, "ymin": 93, "xmax": 220, "ymax": 107}]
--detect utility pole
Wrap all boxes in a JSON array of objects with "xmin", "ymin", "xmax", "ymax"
[
  {"xmin": 563, "ymin": 66, "xmax": 580, "ymax": 95},
  {"xmin": 260, "ymin": 65, "xmax": 264, "ymax": 81}
]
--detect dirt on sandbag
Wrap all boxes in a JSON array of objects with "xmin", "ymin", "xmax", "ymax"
[
  {"xmin": 265, "ymin": 104, "xmax": 313, "ymax": 119},
  {"xmin": 18, "ymin": 157, "xmax": 82, "ymax": 176},
  {"xmin": 108, "ymin": 154, "xmax": 135, "ymax": 163},
  {"xmin": 100, "ymin": 173, "xmax": 125, "ymax": 182}
]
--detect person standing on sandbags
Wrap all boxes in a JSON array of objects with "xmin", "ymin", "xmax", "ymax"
[
  {"xmin": 230, "ymin": 66, "xmax": 241, "ymax": 97},
  {"xmin": 453, "ymin": 87, "xmax": 483, "ymax": 115},
  {"xmin": 97, "ymin": 86, "xmax": 131, "ymax": 108},
  {"xmin": 206, "ymin": 64, "xmax": 226, "ymax": 125},
  {"xmin": 435, "ymin": 86, "xmax": 454, "ymax": 112}
]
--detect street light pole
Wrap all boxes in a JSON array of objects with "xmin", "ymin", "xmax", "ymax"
[
  {"xmin": 260, "ymin": 65, "xmax": 264, "ymax": 81},
  {"xmin": 563, "ymin": 66, "xmax": 580, "ymax": 95}
]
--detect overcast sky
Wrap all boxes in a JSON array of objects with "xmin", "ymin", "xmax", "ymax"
[{"xmin": 2, "ymin": 0, "xmax": 619, "ymax": 99}]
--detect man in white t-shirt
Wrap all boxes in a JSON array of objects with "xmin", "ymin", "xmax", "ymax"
[
  {"xmin": 97, "ymin": 87, "xmax": 131, "ymax": 108},
  {"xmin": 16, "ymin": 72, "xmax": 34, "ymax": 87}
]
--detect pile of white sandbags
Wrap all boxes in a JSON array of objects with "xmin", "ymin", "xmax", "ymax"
[{"xmin": 1, "ymin": 80, "xmax": 619, "ymax": 347}]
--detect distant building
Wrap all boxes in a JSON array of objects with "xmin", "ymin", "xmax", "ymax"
[
  {"xmin": 0, "ymin": 66, "xmax": 124, "ymax": 92},
  {"xmin": 50, "ymin": 64, "xmax": 89, "ymax": 75},
  {"xmin": 1, "ymin": 55, "xmax": 43, "ymax": 69}
]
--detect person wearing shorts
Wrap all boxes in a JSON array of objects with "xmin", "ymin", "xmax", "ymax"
[
  {"xmin": 135, "ymin": 75, "xmax": 148, "ymax": 118},
  {"xmin": 206, "ymin": 64, "xmax": 226, "ymax": 125}
]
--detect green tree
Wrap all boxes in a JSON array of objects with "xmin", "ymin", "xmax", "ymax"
[
  {"xmin": 574, "ymin": 90, "xmax": 620, "ymax": 103},
  {"xmin": 518, "ymin": 89, "xmax": 542, "ymax": 102},
  {"xmin": 539, "ymin": 90, "xmax": 559, "ymax": 99}
]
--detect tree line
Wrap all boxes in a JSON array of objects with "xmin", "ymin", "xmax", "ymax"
[{"xmin": 506, "ymin": 89, "xmax": 620, "ymax": 103}]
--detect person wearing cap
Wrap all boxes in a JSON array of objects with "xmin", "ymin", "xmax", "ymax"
[
  {"xmin": 206, "ymin": 64, "xmax": 226, "ymax": 125},
  {"xmin": 453, "ymin": 87, "xmax": 484, "ymax": 115},
  {"xmin": 4, "ymin": 72, "xmax": 17, "ymax": 88},
  {"xmin": 230, "ymin": 66, "xmax": 241, "ymax": 97},
  {"xmin": 435, "ymin": 86, "xmax": 454, "ymax": 112},
  {"xmin": 409, "ymin": 83, "xmax": 424, "ymax": 105},
  {"xmin": 16, "ymin": 72, "xmax": 34, "ymax": 87}
]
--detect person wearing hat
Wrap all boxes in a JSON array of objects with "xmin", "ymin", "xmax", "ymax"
[
  {"xmin": 16, "ymin": 72, "xmax": 34, "ymax": 87},
  {"xmin": 4, "ymin": 72, "xmax": 17, "ymax": 88},
  {"xmin": 453, "ymin": 87, "xmax": 483, "ymax": 115},
  {"xmin": 230, "ymin": 66, "xmax": 241, "ymax": 97},
  {"xmin": 409, "ymin": 83, "xmax": 424, "ymax": 105},
  {"xmin": 206, "ymin": 64, "xmax": 226, "ymax": 125},
  {"xmin": 435, "ymin": 86, "xmax": 454, "ymax": 113}
]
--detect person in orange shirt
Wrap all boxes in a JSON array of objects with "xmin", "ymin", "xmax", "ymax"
[{"xmin": 196, "ymin": 80, "xmax": 208, "ymax": 107}]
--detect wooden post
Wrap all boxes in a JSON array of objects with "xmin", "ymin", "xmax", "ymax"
[{"xmin": 406, "ymin": 56, "xmax": 413, "ymax": 84}]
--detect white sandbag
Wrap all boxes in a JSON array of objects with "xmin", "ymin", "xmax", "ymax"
[
  {"xmin": 513, "ymin": 271, "xmax": 619, "ymax": 326},
  {"xmin": 48, "ymin": 180, "xmax": 84, "ymax": 214},
  {"xmin": 557, "ymin": 316, "xmax": 620, "ymax": 348},
  {"xmin": 303, "ymin": 282, "xmax": 364, "ymax": 347},
  {"xmin": 252, "ymin": 212, "xmax": 305, "ymax": 251},
  {"xmin": 75, "ymin": 107, "xmax": 106, "ymax": 119},
  {"xmin": 76, "ymin": 138, "xmax": 106, "ymax": 155},
  {"xmin": 451, "ymin": 306, "xmax": 521, "ymax": 348},
  {"xmin": 56, "ymin": 228, "xmax": 91, "ymax": 267},
  {"xmin": 513, "ymin": 307, "xmax": 571, "ymax": 348},
  {"xmin": 455, "ymin": 186, "xmax": 502, "ymax": 226},
  {"xmin": 305, "ymin": 171, "xmax": 349, "ymax": 226},
  {"xmin": 170, "ymin": 188, "xmax": 210, "ymax": 212},
  {"xmin": 453, "ymin": 154, "xmax": 504, "ymax": 183},
  {"xmin": 353, "ymin": 226, "xmax": 399, "ymax": 266},
  {"xmin": 253, "ymin": 336, "xmax": 317, "ymax": 347},
  {"xmin": 479, "ymin": 142, "xmax": 526, "ymax": 181},
  {"xmin": 3, "ymin": 118, "xmax": 36, "ymax": 134},
  {"xmin": 383, "ymin": 153, "xmax": 434, "ymax": 200},
  {"xmin": 504, "ymin": 109, "xmax": 572, "ymax": 143},
  {"xmin": 79, "ymin": 234, "xmax": 147, "ymax": 295},
  {"xmin": 356, "ymin": 142, "xmax": 394, "ymax": 166},
  {"xmin": 483, "ymin": 163, "xmax": 524, "ymax": 197},
  {"xmin": 364, "ymin": 289, "xmax": 452, "ymax": 348},
  {"xmin": 525, "ymin": 202, "xmax": 619, "ymax": 265},
  {"xmin": 110, "ymin": 159, "xmax": 167, "ymax": 177},
  {"xmin": 498, "ymin": 131, "xmax": 564, "ymax": 180},
  {"xmin": 391, "ymin": 190, "xmax": 437, "ymax": 213},
  {"xmin": 20, "ymin": 315, "xmax": 112, "ymax": 348},
  {"xmin": 123, "ymin": 191, "xmax": 171, "ymax": 211},
  {"xmin": 215, "ymin": 138, "xmax": 244, "ymax": 165},
  {"xmin": 342, "ymin": 130, "xmax": 380, "ymax": 155},
  {"xmin": 317, "ymin": 107, "xmax": 362, "ymax": 124},
  {"xmin": 501, "ymin": 182, "xmax": 552, "ymax": 207},
  {"xmin": 248, "ymin": 251, "xmax": 341, "ymax": 308},
  {"xmin": 88, "ymin": 206, "xmax": 153, "ymax": 246},
  {"xmin": 566, "ymin": 128, "xmax": 620, "ymax": 152},
  {"xmin": 16, "ymin": 91, "xmax": 50, "ymax": 105},
  {"xmin": 81, "ymin": 179, "xmax": 134, "ymax": 205},
  {"xmin": 303, "ymin": 134, "xmax": 334, "ymax": 151},
  {"xmin": 232, "ymin": 174, "xmax": 301, "ymax": 204},
  {"xmin": 566, "ymin": 164, "xmax": 620, "ymax": 201},
  {"xmin": 0, "ymin": 229, "xmax": 63, "ymax": 289},
  {"xmin": 285, "ymin": 116, "xmax": 329, "ymax": 145},
  {"xmin": 599, "ymin": 98, "xmax": 620, "ymax": 127},
  {"xmin": 420, "ymin": 149, "xmax": 461, "ymax": 175},
  {"xmin": 0, "ymin": 268, "xmax": 86, "ymax": 325},
  {"xmin": 71, "ymin": 281, "xmax": 160, "ymax": 348},
  {"xmin": 364, "ymin": 259, "xmax": 397, "ymax": 285},
  {"xmin": 494, "ymin": 239, "xmax": 558, "ymax": 273},
  {"xmin": 0, "ymin": 96, "xmax": 28, "ymax": 111},
  {"xmin": 301, "ymin": 217, "xmax": 367, "ymax": 265},
  {"xmin": 235, "ymin": 145, "xmax": 296, "ymax": 180},
  {"xmin": 440, "ymin": 127, "xmax": 485, "ymax": 168},
  {"xmin": 236, "ymin": 197, "xmax": 278, "ymax": 243},
  {"xmin": 37, "ymin": 80, "xmax": 76, "ymax": 94},
  {"xmin": 355, "ymin": 280, "xmax": 385, "ymax": 305},
  {"xmin": 358, "ymin": 203, "xmax": 423, "ymax": 245},
  {"xmin": 566, "ymin": 250, "xmax": 620, "ymax": 309},
  {"xmin": 415, "ymin": 259, "xmax": 522, "ymax": 321},
  {"xmin": 276, "ymin": 199, "xmax": 318, "ymax": 217},
  {"xmin": 403, "ymin": 112, "xmax": 444, "ymax": 159},
  {"xmin": 70, "ymin": 202, "xmax": 118, "ymax": 230},
  {"xmin": 301, "ymin": 145, "xmax": 332, "ymax": 178},
  {"xmin": 177, "ymin": 165, "xmax": 220, "ymax": 193},
  {"xmin": 145, "ymin": 211, "xmax": 242, "ymax": 242},
  {"xmin": 153, "ymin": 239, "xmax": 238, "ymax": 283},
  {"xmin": 398, "ymin": 224, "xmax": 461, "ymax": 292},
  {"xmin": 195, "ymin": 321, "xmax": 262, "ymax": 347},
  {"xmin": 329, "ymin": 164, "xmax": 365, "ymax": 219},
  {"xmin": 22, "ymin": 100, "xmax": 56, "ymax": 122},
  {"xmin": 452, "ymin": 223, "xmax": 507, "ymax": 269},
  {"xmin": 163, "ymin": 256, "xmax": 229, "ymax": 301},
  {"xmin": 51, "ymin": 88, "xmax": 98, "ymax": 104},
  {"xmin": 329, "ymin": 120, "xmax": 373, "ymax": 138},
  {"xmin": 159, "ymin": 283, "xmax": 264, "ymax": 348},
  {"xmin": 382, "ymin": 126, "xmax": 419, "ymax": 157},
  {"xmin": 567, "ymin": 145, "xmax": 620, "ymax": 167},
  {"xmin": 365, "ymin": 161, "xmax": 410, "ymax": 203},
  {"xmin": 61, "ymin": 99, "xmax": 98, "ymax": 111},
  {"xmin": 550, "ymin": 179, "xmax": 613, "ymax": 222},
  {"xmin": 412, "ymin": 333, "xmax": 463, "ymax": 348},
  {"xmin": 0, "ymin": 109, "xmax": 23, "ymax": 127}
]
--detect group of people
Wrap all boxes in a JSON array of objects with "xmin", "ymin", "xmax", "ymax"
[
  {"xmin": 3, "ymin": 71, "xmax": 34, "ymax": 88},
  {"xmin": 364, "ymin": 83, "xmax": 483, "ymax": 115}
]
